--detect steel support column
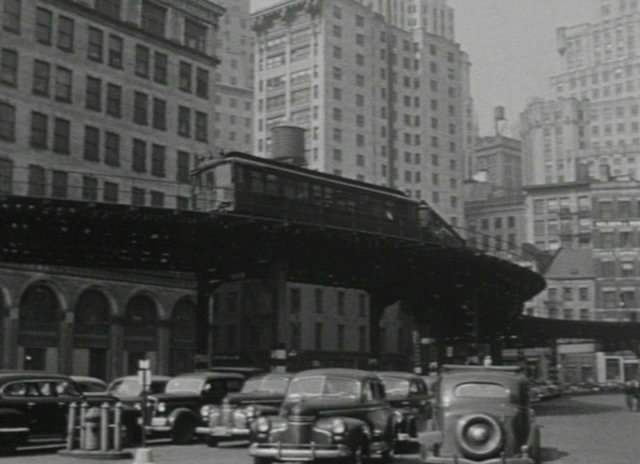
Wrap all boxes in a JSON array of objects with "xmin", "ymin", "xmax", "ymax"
[{"xmin": 368, "ymin": 292, "xmax": 391, "ymax": 369}]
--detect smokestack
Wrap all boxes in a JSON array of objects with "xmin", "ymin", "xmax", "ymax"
[{"xmin": 271, "ymin": 124, "xmax": 306, "ymax": 166}]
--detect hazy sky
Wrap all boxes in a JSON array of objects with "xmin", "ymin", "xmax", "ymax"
[{"xmin": 250, "ymin": 0, "xmax": 597, "ymax": 136}]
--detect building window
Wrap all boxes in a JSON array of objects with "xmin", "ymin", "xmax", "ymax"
[
  {"xmin": 179, "ymin": 61, "xmax": 192, "ymax": 92},
  {"xmin": 0, "ymin": 102, "xmax": 16, "ymax": 141},
  {"xmin": 87, "ymin": 27, "xmax": 104, "ymax": 62},
  {"xmin": 103, "ymin": 181, "xmax": 118, "ymax": 203},
  {"xmin": 35, "ymin": 8, "xmax": 52, "ymax": 44},
  {"xmin": 85, "ymin": 76, "xmax": 102, "ymax": 111},
  {"xmin": 196, "ymin": 68, "xmax": 209, "ymax": 99},
  {"xmin": 30, "ymin": 112, "xmax": 48, "ymax": 148},
  {"xmin": 104, "ymin": 131, "xmax": 119, "ymax": 166},
  {"xmin": 150, "ymin": 190, "xmax": 164, "ymax": 207},
  {"xmin": 106, "ymin": 83, "xmax": 121, "ymax": 117},
  {"xmin": 32, "ymin": 60, "xmax": 50, "ymax": 96},
  {"xmin": 0, "ymin": 49, "xmax": 18, "ymax": 87},
  {"xmin": 55, "ymin": 66, "xmax": 72, "ymax": 102},
  {"xmin": 177, "ymin": 150, "xmax": 190, "ymax": 183},
  {"xmin": 184, "ymin": 18, "xmax": 206, "ymax": 52},
  {"xmin": 131, "ymin": 187, "xmax": 145, "ymax": 206},
  {"xmin": 337, "ymin": 324, "xmax": 344, "ymax": 351},
  {"xmin": 141, "ymin": 0, "xmax": 166, "ymax": 37},
  {"xmin": 290, "ymin": 288, "xmax": 301, "ymax": 313},
  {"xmin": 83, "ymin": 126, "xmax": 100, "ymax": 161},
  {"xmin": 56, "ymin": 16, "xmax": 74, "ymax": 52},
  {"xmin": 337, "ymin": 291, "xmax": 345, "ymax": 315},
  {"xmin": 53, "ymin": 117, "xmax": 70, "ymax": 154},
  {"xmin": 178, "ymin": 106, "xmax": 191, "ymax": 137},
  {"xmin": 108, "ymin": 34, "xmax": 123, "ymax": 68},
  {"xmin": 95, "ymin": 0, "xmax": 122, "ymax": 19},
  {"xmin": 3, "ymin": 0, "xmax": 21, "ymax": 33},
  {"xmin": 28, "ymin": 165, "xmax": 46, "ymax": 197},
  {"xmin": 153, "ymin": 51, "xmax": 168, "ymax": 84},
  {"xmin": 151, "ymin": 144, "xmax": 165, "ymax": 177},
  {"xmin": 133, "ymin": 91, "xmax": 148, "ymax": 125},
  {"xmin": 82, "ymin": 176, "xmax": 98, "ymax": 201},
  {"xmin": 152, "ymin": 98, "xmax": 166, "ymax": 131},
  {"xmin": 51, "ymin": 170, "xmax": 68, "ymax": 198},
  {"xmin": 195, "ymin": 111, "xmax": 208, "ymax": 142},
  {"xmin": 135, "ymin": 45, "xmax": 150, "ymax": 78},
  {"xmin": 314, "ymin": 323, "xmax": 323, "ymax": 350},
  {"xmin": 132, "ymin": 139, "xmax": 146, "ymax": 173}
]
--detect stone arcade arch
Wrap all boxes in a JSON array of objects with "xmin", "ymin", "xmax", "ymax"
[
  {"xmin": 124, "ymin": 294, "xmax": 158, "ymax": 374},
  {"xmin": 169, "ymin": 298, "xmax": 196, "ymax": 375},
  {"xmin": 73, "ymin": 289, "xmax": 112, "ymax": 380},
  {"xmin": 18, "ymin": 284, "xmax": 61, "ymax": 371}
]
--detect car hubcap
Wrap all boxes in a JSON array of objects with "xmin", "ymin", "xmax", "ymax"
[{"xmin": 455, "ymin": 414, "xmax": 503, "ymax": 459}]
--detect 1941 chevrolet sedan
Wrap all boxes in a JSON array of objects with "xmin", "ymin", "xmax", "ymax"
[
  {"xmin": 249, "ymin": 368, "xmax": 396, "ymax": 464},
  {"xmin": 420, "ymin": 365, "xmax": 541, "ymax": 464}
]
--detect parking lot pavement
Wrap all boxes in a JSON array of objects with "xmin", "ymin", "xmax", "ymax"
[{"xmin": 2, "ymin": 394, "xmax": 637, "ymax": 464}]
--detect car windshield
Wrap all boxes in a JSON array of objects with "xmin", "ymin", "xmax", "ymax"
[
  {"xmin": 242, "ymin": 375, "xmax": 290, "ymax": 394},
  {"xmin": 381, "ymin": 378, "xmax": 410, "ymax": 398},
  {"xmin": 109, "ymin": 379, "xmax": 143, "ymax": 397},
  {"xmin": 455, "ymin": 382, "xmax": 510, "ymax": 399},
  {"xmin": 286, "ymin": 376, "xmax": 360, "ymax": 400},
  {"xmin": 166, "ymin": 377, "xmax": 204, "ymax": 394}
]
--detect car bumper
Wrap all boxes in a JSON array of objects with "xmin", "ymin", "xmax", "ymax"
[
  {"xmin": 425, "ymin": 455, "xmax": 535, "ymax": 464},
  {"xmin": 397, "ymin": 432, "xmax": 419, "ymax": 443},
  {"xmin": 149, "ymin": 417, "xmax": 172, "ymax": 433},
  {"xmin": 249, "ymin": 442, "xmax": 351, "ymax": 461},
  {"xmin": 195, "ymin": 426, "xmax": 250, "ymax": 438}
]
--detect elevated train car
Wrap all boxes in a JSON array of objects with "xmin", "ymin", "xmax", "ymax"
[{"xmin": 191, "ymin": 152, "xmax": 421, "ymax": 240}]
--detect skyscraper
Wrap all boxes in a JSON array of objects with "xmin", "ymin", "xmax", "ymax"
[{"xmin": 252, "ymin": 0, "xmax": 470, "ymax": 226}]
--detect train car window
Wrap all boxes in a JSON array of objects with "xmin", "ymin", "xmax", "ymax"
[
  {"xmin": 311, "ymin": 184, "xmax": 323, "ymax": 203},
  {"xmin": 296, "ymin": 180, "xmax": 309, "ymax": 200},
  {"xmin": 265, "ymin": 173, "xmax": 279, "ymax": 195},
  {"xmin": 250, "ymin": 170, "xmax": 264, "ymax": 193},
  {"xmin": 283, "ymin": 178, "xmax": 296, "ymax": 199},
  {"xmin": 323, "ymin": 186, "xmax": 333, "ymax": 206}
]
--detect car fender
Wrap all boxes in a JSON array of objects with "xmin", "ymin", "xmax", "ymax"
[{"xmin": 168, "ymin": 408, "xmax": 198, "ymax": 427}]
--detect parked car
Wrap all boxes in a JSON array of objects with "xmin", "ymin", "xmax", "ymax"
[
  {"xmin": 0, "ymin": 371, "xmax": 136, "ymax": 452},
  {"xmin": 420, "ymin": 364, "xmax": 541, "ymax": 464},
  {"xmin": 197, "ymin": 372, "xmax": 293, "ymax": 446},
  {"xmin": 106, "ymin": 375, "xmax": 170, "ymax": 399},
  {"xmin": 378, "ymin": 371, "xmax": 432, "ymax": 452},
  {"xmin": 70, "ymin": 376, "xmax": 107, "ymax": 394},
  {"xmin": 207, "ymin": 367, "xmax": 267, "ymax": 379},
  {"xmin": 147, "ymin": 371, "xmax": 244, "ymax": 444},
  {"xmin": 249, "ymin": 368, "xmax": 397, "ymax": 463}
]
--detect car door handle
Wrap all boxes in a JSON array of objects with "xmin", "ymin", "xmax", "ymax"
[{"xmin": 27, "ymin": 402, "xmax": 36, "ymax": 407}]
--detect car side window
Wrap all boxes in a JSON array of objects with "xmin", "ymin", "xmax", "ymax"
[
  {"xmin": 4, "ymin": 382, "xmax": 27, "ymax": 397},
  {"xmin": 226, "ymin": 379, "xmax": 243, "ymax": 393},
  {"xmin": 204, "ymin": 380, "xmax": 225, "ymax": 395},
  {"xmin": 372, "ymin": 380, "xmax": 385, "ymax": 401},
  {"xmin": 56, "ymin": 381, "xmax": 81, "ymax": 397},
  {"xmin": 362, "ymin": 381, "xmax": 374, "ymax": 402},
  {"xmin": 409, "ymin": 381, "xmax": 419, "ymax": 396}
]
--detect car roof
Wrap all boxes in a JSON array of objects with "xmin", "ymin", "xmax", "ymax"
[
  {"xmin": 109, "ymin": 375, "xmax": 171, "ymax": 383},
  {"xmin": 293, "ymin": 368, "xmax": 375, "ymax": 381},
  {"xmin": 247, "ymin": 372, "xmax": 294, "ymax": 381},
  {"xmin": 71, "ymin": 376, "xmax": 107, "ymax": 384},
  {"xmin": 377, "ymin": 371, "xmax": 422, "ymax": 380},
  {"xmin": 175, "ymin": 371, "xmax": 245, "ymax": 380},
  {"xmin": 0, "ymin": 372, "xmax": 72, "ymax": 382}
]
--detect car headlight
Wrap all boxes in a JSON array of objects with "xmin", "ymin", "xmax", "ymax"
[
  {"xmin": 134, "ymin": 402, "xmax": 142, "ymax": 410},
  {"xmin": 157, "ymin": 402, "xmax": 166, "ymax": 413},
  {"xmin": 255, "ymin": 416, "xmax": 271, "ymax": 433},
  {"xmin": 245, "ymin": 405, "xmax": 257, "ymax": 419},
  {"xmin": 331, "ymin": 418, "xmax": 346, "ymax": 435},
  {"xmin": 200, "ymin": 405, "xmax": 210, "ymax": 417}
]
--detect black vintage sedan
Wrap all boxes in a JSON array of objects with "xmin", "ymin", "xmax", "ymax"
[
  {"xmin": 420, "ymin": 365, "xmax": 541, "ymax": 464},
  {"xmin": 146, "ymin": 371, "xmax": 244, "ymax": 444},
  {"xmin": 0, "ymin": 371, "xmax": 130, "ymax": 452},
  {"xmin": 249, "ymin": 368, "xmax": 397, "ymax": 464},
  {"xmin": 378, "ymin": 371, "xmax": 432, "ymax": 451},
  {"xmin": 197, "ymin": 372, "xmax": 293, "ymax": 446}
]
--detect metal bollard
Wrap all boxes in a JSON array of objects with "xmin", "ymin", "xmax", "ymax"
[
  {"xmin": 100, "ymin": 402, "xmax": 110, "ymax": 452},
  {"xmin": 113, "ymin": 402, "xmax": 122, "ymax": 451},
  {"xmin": 79, "ymin": 402, "xmax": 88, "ymax": 449},
  {"xmin": 66, "ymin": 402, "xmax": 77, "ymax": 450},
  {"xmin": 83, "ymin": 407, "xmax": 101, "ymax": 450}
]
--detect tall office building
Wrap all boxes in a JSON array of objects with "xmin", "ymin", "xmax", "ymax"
[
  {"xmin": 550, "ymin": 0, "xmax": 640, "ymax": 168},
  {"xmin": 212, "ymin": 0, "xmax": 254, "ymax": 153},
  {"xmin": 252, "ymin": 0, "xmax": 470, "ymax": 227},
  {"xmin": 0, "ymin": 0, "xmax": 224, "ymax": 377}
]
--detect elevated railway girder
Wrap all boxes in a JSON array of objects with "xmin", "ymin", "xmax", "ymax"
[{"xmin": 0, "ymin": 195, "xmax": 546, "ymax": 359}]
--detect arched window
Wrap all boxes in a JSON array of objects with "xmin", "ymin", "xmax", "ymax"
[
  {"xmin": 76, "ymin": 290, "xmax": 110, "ymax": 329},
  {"xmin": 124, "ymin": 295, "xmax": 158, "ymax": 337},
  {"xmin": 19, "ymin": 285, "xmax": 58, "ymax": 331}
]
